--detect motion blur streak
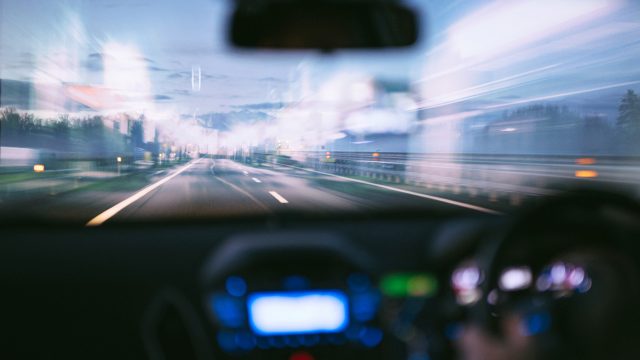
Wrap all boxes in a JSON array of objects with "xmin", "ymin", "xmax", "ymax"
[
  {"xmin": 483, "ymin": 80, "xmax": 640, "ymax": 110},
  {"xmin": 85, "ymin": 158, "xmax": 203, "ymax": 226},
  {"xmin": 575, "ymin": 170, "xmax": 599, "ymax": 178},
  {"xmin": 2, "ymin": 0, "xmax": 640, "ymax": 220},
  {"xmin": 281, "ymin": 165, "xmax": 502, "ymax": 215},
  {"xmin": 576, "ymin": 158, "xmax": 597, "ymax": 165},
  {"xmin": 419, "ymin": 0, "xmax": 627, "ymax": 113},
  {"xmin": 448, "ymin": 0, "xmax": 616, "ymax": 60},
  {"xmin": 414, "ymin": 0, "xmax": 640, "ymax": 156}
]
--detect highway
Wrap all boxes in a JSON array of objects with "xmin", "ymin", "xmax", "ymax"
[
  {"xmin": 0, "ymin": 157, "xmax": 502, "ymax": 225},
  {"xmin": 5, "ymin": 150, "xmax": 640, "ymax": 225},
  {"xmin": 95, "ymin": 157, "xmax": 502, "ymax": 224}
]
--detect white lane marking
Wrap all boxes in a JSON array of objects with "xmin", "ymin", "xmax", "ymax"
[
  {"xmin": 215, "ymin": 176, "xmax": 271, "ymax": 211},
  {"xmin": 86, "ymin": 158, "xmax": 203, "ymax": 226},
  {"xmin": 243, "ymin": 171, "xmax": 249, "ymax": 175},
  {"xmin": 280, "ymin": 164, "xmax": 501, "ymax": 215},
  {"xmin": 252, "ymin": 177, "xmax": 261, "ymax": 183},
  {"xmin": 268, "ymin": 191, "xmax": 289, "ymax": 204}
]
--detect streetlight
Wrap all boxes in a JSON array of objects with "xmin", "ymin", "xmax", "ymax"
[{"xmin": 116, "ymin": 156, "xmax": 122, "ymax": 175}]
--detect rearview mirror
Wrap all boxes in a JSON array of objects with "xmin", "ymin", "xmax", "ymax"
[{"xmin": 229, "ymin": 0, "xmax": 420, "ymax": 50}]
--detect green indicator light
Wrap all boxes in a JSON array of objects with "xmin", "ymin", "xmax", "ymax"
[
  {"xmin": 381, "ymin": 274, "xmax": 410, "ymax": 297},
  {"xmin": 381, "ymin": 273, "xmax": 438, "ymax": 298}
]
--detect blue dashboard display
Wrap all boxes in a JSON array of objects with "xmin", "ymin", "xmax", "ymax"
[{"xmin": 247, "ymin": 290, "xmax": 349, "ymax": 335}]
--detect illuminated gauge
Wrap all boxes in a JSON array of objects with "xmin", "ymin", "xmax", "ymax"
[
  {"xmin": 536, "ymin": 262, "xmax": 591, "ymax": 294},
  {"xmin": 451, "ymin": 262, "xmax": 483, "ymax": 305},
  {"xmin": 380, "ymin": 273, "xmax": 438, "ymax": 298},
  {"xmin": 247, "ymin": 291, "xmax": 349, "ymax": 335},
  {"xmin": 498, "ymin": 266, "xmax": 532, "ymax": 292}
]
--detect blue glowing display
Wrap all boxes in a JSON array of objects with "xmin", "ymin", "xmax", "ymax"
[
  {"xmin": 226, "ymin": 276, "xmax": 248, "ymax": 297},
  {"xmin": 212, "ymin": 295, "xmax": 245, "ymax": 328},
  {"xmin": 360, "ymin": 327, "xmax": 383, "ymax": 348},
  {"xmin": 247, "ymin": 290, "xmax": 349, "ymax": 335},
  {"xmin": 351, "ymin": 291, "xmax": 380, "ymax": 321}
]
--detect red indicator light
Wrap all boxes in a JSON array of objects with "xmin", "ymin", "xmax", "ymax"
[{"xmin": 290, "ymin": 351, "xmax": 314, "ymax": 360}]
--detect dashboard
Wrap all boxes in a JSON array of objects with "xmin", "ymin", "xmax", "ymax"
[{"xmin": 2, "ymin": 191, "xmax": 640, "ymax": 360}]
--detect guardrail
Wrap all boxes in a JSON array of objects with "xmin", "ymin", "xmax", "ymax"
[{"xmin": 248, "ymin": 151, "xmax": 640, "ymax": 205}]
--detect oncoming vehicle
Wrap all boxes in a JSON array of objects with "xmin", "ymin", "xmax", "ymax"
[{"xmin": 2, "ymin": 0, "xmax": 640, "ymax": 359}]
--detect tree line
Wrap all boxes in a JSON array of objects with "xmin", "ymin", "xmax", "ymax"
[
  {"xmin": 469, "ymin": 90, "xmax": 640, "ymax": 155},
  {"xmin": 0, "ymin": 108, "xmax": 149, "ymax": 158}
]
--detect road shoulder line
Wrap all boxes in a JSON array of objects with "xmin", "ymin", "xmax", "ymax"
[
  {"xmin": 279, "ymin": 164, "xmax": 502, "ymax": 215},
  {"xmin": 268, "ymin": 191, "xmax": 289, "ymax": 204},
  {"xmin": 85, "ymin": 159, "xmax": 203, "ymax": 226}
]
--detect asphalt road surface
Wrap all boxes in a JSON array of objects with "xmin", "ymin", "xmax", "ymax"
[{"xmin": 1, "ymin": 157, "xmax": 503, "ymax": 225}]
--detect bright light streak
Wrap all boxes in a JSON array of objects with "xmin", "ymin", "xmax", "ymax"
[
  {"xmin": 416, "ymin": 64, "xmax": 561, "ymax": 109},
  {"xmin": 65, "ymin": 85, "xmax": 120, "ymax": 110},
  {"xmin": 414, "ymin": 0, "xmax": 625, "ymax": 140},
  {"xmin": 483, "ymin": 80, "xmax": 640, "ymax": 110},
  {"xmin": 500, "ymin": 127, "xmax": 517, "ymax": 132},
  {"xmin": 101, "ymin": 42, "xmax": 157, "ymax": 143},
  {"xmin": 102, "ymin": 42, "xmax": 152, "ymax": 98},
  {"xmin": 33, "ymin": 164, "xmax": 45, "ymax": 173},
  {"xmin": 192, "ymin": 65, "xmax": 201, "ymax": 91},
  {"xmin": 448, "ymin": 0, "xmax": 615, "ymax": 59},
  {"xmin": 329, "ymin": 132, "xmax": 347, "ymax": 140}
]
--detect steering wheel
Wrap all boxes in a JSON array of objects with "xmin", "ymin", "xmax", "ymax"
[{"xmin": 471, "ymin": 190, "xmax": 640, "ymax": 360}]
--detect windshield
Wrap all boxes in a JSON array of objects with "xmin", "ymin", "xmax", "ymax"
[{"xmin": 1, "ymin": 0, "xmax": 640, "ymax": 224}]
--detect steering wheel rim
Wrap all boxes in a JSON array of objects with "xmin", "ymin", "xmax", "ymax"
[{"xmin": 471, "ymin": 190, "xmax": 640, "ymax": 357}]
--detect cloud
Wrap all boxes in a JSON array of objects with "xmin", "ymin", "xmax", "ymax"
[
  {"xmin": 149, "ymin": 66, "xmax": 169, "ymax": 72},
  {"xmin": 259, "ymin": 76, "xmax": 286, "ymax": 83},
  {"xmin": 167, "ymin": 71, "xmax": 227, "ymax": 80},
  {"xmin": 232, "ymin": 102, "xmax": 287, "ymax": 110},
  {"xmin": 84, "ymin": 53, "xmax": 161, "ymax": 72},
  {"xmin": 203, "ymin": 73, "xmax": 227, "ymax": 80},
  {"xmin": 170, "ymin": 89, "xmax": 190, "ymax": 96}
]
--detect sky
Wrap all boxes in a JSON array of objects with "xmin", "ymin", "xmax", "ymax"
[
  {"xmin": 1, "ymin": 0, "xmax": 640, "ymax": 152},
  {"xmin": 0, "ymin": 0, "xmax": 427, "ymax": 115}
]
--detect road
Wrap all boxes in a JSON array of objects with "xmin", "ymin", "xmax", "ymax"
[
  {"xmin": 97, "ymin": 158, "xmax": 501, "ymax": 224},
  {"xmin": 0, "ymin": 157, "xmax": 502, "ymax": 225}
]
